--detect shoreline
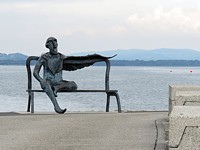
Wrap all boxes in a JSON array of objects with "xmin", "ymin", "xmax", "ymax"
[{"xmin": 0, "ymin": 110, "xmax": 169, "ymax": 116}]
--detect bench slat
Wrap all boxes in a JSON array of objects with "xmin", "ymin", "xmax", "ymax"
[{"xmin": 26, "ymin": 90, "xmax": 118, "ymax": 93}]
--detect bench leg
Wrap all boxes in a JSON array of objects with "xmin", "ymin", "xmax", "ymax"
[
  {"xmin": 114, "ymin": 92, "xmax": 122, "ymax": 113},
  {"xmin": 27, "ymin": 92, "xmax": 34, "ymax": 113},
  {"xmin": 27, "ymin": 93, "xmax": 31, "ymax": 112},
  {"xmin": 106, "ymin": 92, "xmax": 122, "ymax": 113},
  {"xmin": 106, "ymin": 94, "xmax": 110, "ymax": 112},
  {"xmin": 30, "ymin": 92, "xmax": 34, "ymax": 113}
]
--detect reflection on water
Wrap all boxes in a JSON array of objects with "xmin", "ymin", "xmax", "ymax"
[{"xmin": 0, "ymin": 66, "xmax": 200, "ymax": 112}]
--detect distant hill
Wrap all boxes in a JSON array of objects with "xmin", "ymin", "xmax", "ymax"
[
  {"xmin": 0, "ymin": 53, "xmax": 27, "ymax": 65},
  {"xmin": 71, "ymin": 48, "xmax": 200, "ymax": 60},
  {"xmin": 2, "ymin": 48, "xmax": 200, "ymax": 61},
  {"xmin": 2, "ymin": 48, "xmax": 200, "ymax": 66},
  {"xmin": 0, "ymin": 53, "xmax": 27, "ymax": 60}
]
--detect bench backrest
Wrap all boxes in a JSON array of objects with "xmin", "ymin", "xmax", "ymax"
[{"xmin": 26, "ymin": 56, "xmax": 111, "ymax": 91}]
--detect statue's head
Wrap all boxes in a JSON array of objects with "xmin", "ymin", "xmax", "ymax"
[{"xmin": 45, "ymin": 37, "xmax": 58, "ymax": 55}]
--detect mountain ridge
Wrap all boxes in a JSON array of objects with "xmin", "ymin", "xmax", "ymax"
[
  {"xmin": 0, "ymin": 52, "xmax": 27, "ymax": 60},
  {"xmin": 1, "ymin": 48, "xmax": 200, "ymax": 61},
  {"xmin": 71, "ymin": 48, "xmax": 200, "ymax": 60}
]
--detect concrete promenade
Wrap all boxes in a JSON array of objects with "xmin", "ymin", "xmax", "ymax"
[{"xmin": 0, "ymin": 111, "xmax": 168, "ymax": 150}]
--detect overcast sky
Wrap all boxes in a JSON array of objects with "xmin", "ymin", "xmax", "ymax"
[{"xmin": 1, "ymin": 0, "xmax": 200, "ymax": 55}]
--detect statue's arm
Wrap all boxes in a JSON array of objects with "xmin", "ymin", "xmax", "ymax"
[
  {"xmin": 33, "ymin": 60, "xmax": 43, "ymax": 83},
  {"xmin": 33, "ymin": 57, "xmax": 49, "ymax": 90}
]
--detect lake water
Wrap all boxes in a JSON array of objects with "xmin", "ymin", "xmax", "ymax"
[{"xmin": 0, "ymin": 66, "xmax": 200, "ymax": 112}]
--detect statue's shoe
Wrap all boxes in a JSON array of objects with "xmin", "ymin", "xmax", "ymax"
[
  {"xmin": 55, "ymin": 108, "xmax": 67, "ymax": 114},
  {"xmin": 53, "ymin": 91, "xmax": 58, "ymax": 97}
]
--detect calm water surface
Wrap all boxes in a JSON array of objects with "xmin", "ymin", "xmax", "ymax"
[{"xmin": 0, "ymin": 66, "xmax": 200, "ymax": 112}]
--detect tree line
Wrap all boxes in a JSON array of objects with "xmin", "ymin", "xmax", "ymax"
[{"xmin": 1, "ymin": 59, "xmax": 200, "ymax": 66}]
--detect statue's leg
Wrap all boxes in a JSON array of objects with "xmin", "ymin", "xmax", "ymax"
[
  {"xmin": 54, "ymin": 81, "xmax": 77, "ymax": 94},
  {"xmin": 42, "ymin": 82, "xmax": 66, "ymax": 114}
]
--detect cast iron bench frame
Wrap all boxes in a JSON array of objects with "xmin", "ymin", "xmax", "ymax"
[{"xmin": 26, "ymin": 56, "xmax": 122, "ymax": 113}]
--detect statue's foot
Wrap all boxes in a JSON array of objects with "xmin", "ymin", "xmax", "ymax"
[
  {"xmin": 53, "ymin": 91, "xmax": 58, "ymax": 97},
  {"xmin": 55, "ymin": 108, "xmax": 67, "ymax": 114}
]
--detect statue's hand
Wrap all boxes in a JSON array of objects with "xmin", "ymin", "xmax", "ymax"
[{"xmin": 40, "ymin": 79, "xmax": 49, "ymax": 89}]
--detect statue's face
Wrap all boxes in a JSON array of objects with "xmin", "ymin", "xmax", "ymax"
[{"xmin": 47, "ymin": 38, "xmax": 58, "ymax": 55}]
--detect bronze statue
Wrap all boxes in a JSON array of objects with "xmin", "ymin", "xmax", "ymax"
[{"xmin": 33, "ymin": 37, "xmax": 115, "ymax": 114}]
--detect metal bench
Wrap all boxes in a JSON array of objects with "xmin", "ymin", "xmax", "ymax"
[{"xmin": 26, "ymin": 56, "xmax": 122, "ymax": 113}]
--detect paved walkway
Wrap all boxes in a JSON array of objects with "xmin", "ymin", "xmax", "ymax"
[{"xmin": 0, "ymin": 111, "xmax": 168, "ymax": 150}]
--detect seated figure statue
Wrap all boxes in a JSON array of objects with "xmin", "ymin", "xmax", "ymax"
[
  {"xmin": 33, "ymin": 37, "xmax": 77, "ymax": 114},
  {"xmin": 33, "ymin": 37, "xmax": 115, "ymax": 114}
]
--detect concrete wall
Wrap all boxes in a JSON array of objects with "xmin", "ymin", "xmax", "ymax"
[
  {"xmin": 169, "ymin": 106, "xmax": 200, "ymax": 149},
  {"xmin": 169, "ymin": 85, "xmax": 200, "ymax": 113}
]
